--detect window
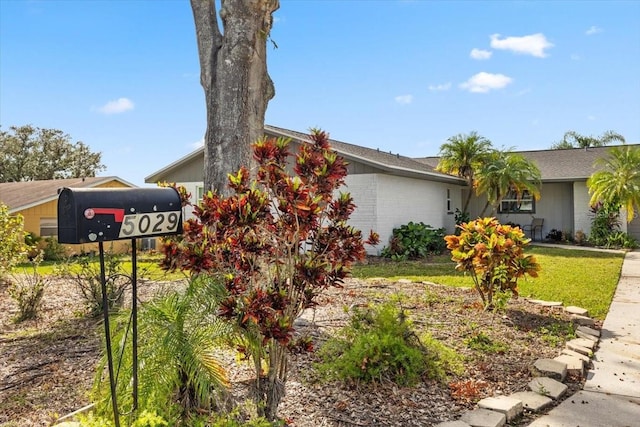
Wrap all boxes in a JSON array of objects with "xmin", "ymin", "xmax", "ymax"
[
  {"xmin": 141, "ymin": 237, "xmax": 157, "ymax": 251},
  {"xmin": 499, "ymin": 190, "xmax": 535, "ymax": 213},
  {"xmin": 40, "ymin": 218, "xmax": 58, "ymax": 237},
  {"xmin": 196, "ymin": 186, "xmax": 205, "ymax": 206},
  {"xmin": 446, "ymin": 189, "xmax": 452, "ymax": 212}
]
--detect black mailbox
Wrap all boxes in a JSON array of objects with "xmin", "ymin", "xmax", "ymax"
[{"xmin": 57, "ymin": 187, "xmax": 183, "ymax": 244}]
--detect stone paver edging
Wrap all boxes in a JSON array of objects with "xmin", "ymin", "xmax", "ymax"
[{"xmin": 435, "ymin": 300, "xmax": 597, "ymax": 427}]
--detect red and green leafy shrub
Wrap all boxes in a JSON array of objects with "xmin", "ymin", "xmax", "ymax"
[
  {"xmin": 161, "ymin": 130, "xmax": 378, "ymax": 420},
  {"xmin": 444, "ymin": 217, "xmax": 540, "ymax": 310}
]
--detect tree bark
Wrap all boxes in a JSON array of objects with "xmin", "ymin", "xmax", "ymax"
[{"xmin": 191, "ymin": 0, "xmax": 279, "ymax": 196}]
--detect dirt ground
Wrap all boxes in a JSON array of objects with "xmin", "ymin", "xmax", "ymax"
[{"xmin": 0, "ymin": 269, "xmax": 589, "ymax": 427}]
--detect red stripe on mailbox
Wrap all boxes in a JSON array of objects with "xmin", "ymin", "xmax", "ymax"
[{"xmin": 92, "ymin": 208, "xmax": 126, "ymax": 223}]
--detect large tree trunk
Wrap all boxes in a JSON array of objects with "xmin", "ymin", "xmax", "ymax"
[{"xmin": 191, "ymin": 0, "xmax": 279, "ymax": 196}]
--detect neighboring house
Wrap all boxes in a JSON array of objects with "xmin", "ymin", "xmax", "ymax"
[
  {"xmin": 418, "ymin": 144, "xmax": 640, "ymax": 241},
  {"xmin": 0, "ymin": 176, "xmax": 141, "ymax": 254},
  {"xmin": 145, "ymin": 126, "xmax": 640, "ymax": 253},
  {"xmin": 145, "ymin": 125, "xmax": 467, "ymax": 254}
]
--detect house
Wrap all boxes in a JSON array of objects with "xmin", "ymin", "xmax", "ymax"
[
  {"xmin": 145, "ymin": 125, "xmax": 467, "ymax": 254},
  {"xmin": 0, "ymin": 176, "xmax": 140, "ymax": 254},
  {"xmin": 145, "ymin": 126, "xmax": 640, "ymax": 253},
  {"xmin": 419, "ymin": 144, "xmax": 640, "ymax": 242}
]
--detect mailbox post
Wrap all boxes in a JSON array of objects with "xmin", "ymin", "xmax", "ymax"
[{"xmin": 58, "ymin": 187, "xmax": 183, "ymax": 426}]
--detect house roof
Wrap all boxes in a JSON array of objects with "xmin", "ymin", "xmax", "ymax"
[
  {"xmin": 416, "ymin": 144, "xmax": 640, "ymax": 182},
  {"xmin": 0, "ymin": 176, "xmax": 136, "ymax": 214},
  {"xmin": 144, "ymin": 125, "xmax": 465, "ymax": 185}
]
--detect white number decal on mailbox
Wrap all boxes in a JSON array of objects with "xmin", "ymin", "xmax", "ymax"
[{"xmin": 118, "ymin": 211, "xmax": 181, "ymax": 238}]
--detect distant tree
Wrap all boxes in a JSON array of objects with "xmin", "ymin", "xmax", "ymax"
[
  {"xmin": 551, "ymin": 130, "xmax": 626, "ymax": 150},
  {"xmin": 475, "ymin": 150, "xmax": 542, "ymax": 216},
  {"xmin": 549, "ymin": 140, "xmax": 574, "ymax": 150},
  {"xmin": 190, "ymin": 0, "xmax": 279, "ymax": 196},
  {"xmin": 0, "ymin": 125, "xmax": 105, "ymax": 182},
  {"xmin": 436, "ymin": 131, "xmax": 494, "ymax": 213},
  {"xmin": 587, "ymin": 145, "xmax": 640, "ymax": 222}
]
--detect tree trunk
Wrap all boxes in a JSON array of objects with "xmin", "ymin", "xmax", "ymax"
[{"xmin": 191, "ymin": 0, "xmax": 279, "ymax": 196}]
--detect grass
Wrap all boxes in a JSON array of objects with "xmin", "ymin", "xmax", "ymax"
[
  {"xmin": 14, "ymin": 254, "xmax": 185, "ymax": 282},
  {"xmin": 352, "ymin": 246, "xmax": 625, "ymax": 320},
  {"xmin": 15, "ymin": 247, "xmax": 624, "ymax": 320}
]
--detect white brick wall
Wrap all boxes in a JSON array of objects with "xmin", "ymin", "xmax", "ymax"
[
  {"xmin": 375, "ymin": 174, "xmax": 453, "ymax": 254},
  {"xmin": 176, "ymin": 176, "xmax": 462, "ymax": 256}
]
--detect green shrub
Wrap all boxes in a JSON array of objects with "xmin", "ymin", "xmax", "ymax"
[
  {"xmin": 588, "ymin": 202, "xmax": 621, "ymax": 246},
  {"xmin": 317, "ymin": 303, "xmax": 461, "ymax": 385},
  {"xmin": 454, "ymin": 208, "xmax": 470, "ymax": 227},
  {"xmin": 58, "ymin": 253, "xmax": 129, "ymax": 316},
  {"xmin": 41, "ymin": 236, "xmax": 67, "ymax": 261},
  {"xmin": 0, "ymin": 203, "xmax": 30, "ymax": 283},
  {"xmin": 464, "ymin": 332, "xmax": 508, "ymax": 354},
  {"xmin": 604, "ymin": 231, "xmax": 638, "ymax": 249},
  {"xmin": 77, "ymin": 410, "xmax": 167, "ymax": 427},
  {"xmin": 545, "ymin": 229, "xmax": 564, "ymax": 242},
  {"xmin": 382, "ymin": 221, "xmax": 446, "ymax": 260},
  {"xmin": 8, "ymin": 254, "xmax": 48, "ymax": 322}
]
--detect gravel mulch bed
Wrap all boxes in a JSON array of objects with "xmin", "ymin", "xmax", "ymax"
[{"xmin": 0, "ymin": 272, "xmax": 589, "ymax": 426}]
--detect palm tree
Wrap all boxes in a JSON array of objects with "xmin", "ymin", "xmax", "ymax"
[
  {"xmin": 436, "ymin": 131, "xmax": 494, "ymax": 213},
  {"xmin": 93, "ymin": 275, "xmax": 231, "ymax": 420},
  {"xmin": 554, "ymin": 130, "xmax": 626, "ymax": 149},
  {"xmin": 587, "ymin": 145, "xmax": 640, "ymax": 222},
  {"xmin": 475, "ymin": 150, "xmax": 542, "ymax": 216}
]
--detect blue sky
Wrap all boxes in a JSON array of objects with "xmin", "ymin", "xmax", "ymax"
[{"xmin": 1, "ymin": 0, "xmax": 639, "ymax": 186}]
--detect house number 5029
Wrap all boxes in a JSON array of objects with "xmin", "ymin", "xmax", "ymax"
[{"xmin": 118, "ymin": 211, "xmax": 181, "ymax": 238}]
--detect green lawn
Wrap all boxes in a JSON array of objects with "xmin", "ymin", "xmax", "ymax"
[
  {"xmin": 16, "ymin": 247, "xmax": 625, "ymax": 320},
  {"xmin": 352, "ymin": 246, "xmax": 625, "ymax": 320},
  {"xmin": 15, "ymin": 255, "xmax": 185, "ymax": 282}
]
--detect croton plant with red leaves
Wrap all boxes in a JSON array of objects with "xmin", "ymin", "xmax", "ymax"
[{"xmin": 161, "ymin": 130, "xmax": 378, "ymax": 420}]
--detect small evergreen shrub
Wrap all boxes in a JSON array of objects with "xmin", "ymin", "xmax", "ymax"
[
  {"xmin": 318, "ymin": 303, "xmax": 462, "ymax": 385},
  {"xmin": 381, "ymin": 221, "xmax": 446, "ymax": 260},
  {"xmin": 8, "ymin": 254, "xmax": 48, "ymax": 322},
  {"xmin": 77, "ymin": 410, "xmax": 168, "ymax": 427},
  {"xmin": 59, "ymin": 252, "xmax": 129, "ymax": 316},
  {"xmin": 41, "ymin": 237, "xmax": 67, "ymax": 261},
  {"xmin": 454, "ymin": 209, "xmax": 470, "ymax": 227},
  {"xmin": 604, "ymin": 231, "xmax": 638, "ymax": 249},
  {"xmin": 464, "ymin": 332, "xmax": 508, "ymax": 354},
  {"xmin": 545, "ymin": 229, "xmax": 564, "ymax": 242},
  {"xmin": 588, "ymin": 202, "xmax": 621, "ymax": 246}
]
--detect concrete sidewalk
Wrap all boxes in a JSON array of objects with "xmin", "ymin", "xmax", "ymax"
[{"xmin": 528, "ymin": 250, "xmax": 640, "ymax": 427}]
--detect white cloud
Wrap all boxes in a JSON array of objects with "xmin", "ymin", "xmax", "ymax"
[
  {"xmin": 394, "ymin": 94, "xmax": 413, "ymax": 105},
  {"xmin": 470, "ymin": 48, "xmax": 492, "ymax": 60},
  {"xmin": 427, "ymin": 82, "xmax": 452, "ymax": 92},
  {"xmin": 96, "ymin": 97, "xmax": 134, "ymax": 114},
  {"xmin": 586, "ymin": 26, "xmax": 603, "ymax": 35},
  {"xmin": 515, "ymin": 88, "xmax": 532, "ymax": 96},
  {"xmin": 570, "ymin": 53, "xmax": 581, "ymax": 61},
  {"xmin": 459, "ymin": 72, "xmax": 513, "ymax": 93},
  {"xmin": 489, "ymin": 33, "xmax": 554, "ymax": 58},
  {"xmin": 588, "ymin": 115, "xmax": 596, "ymax": 121}
]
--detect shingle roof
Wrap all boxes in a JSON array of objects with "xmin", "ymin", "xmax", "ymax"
[
  {"xmin": 265, "ymin": 125, "xmax": 448, "ymax": 178},
  {"xmin": 145, "ymin": 125, "xmax": 465, "ymax": 184},
  {"xmin": 0, "ymin": 176, "xmax": 135, "ymax": 213},
  {"xmin": 415, "ymin": 144, "xmax": 640, "ymax": 182}
]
